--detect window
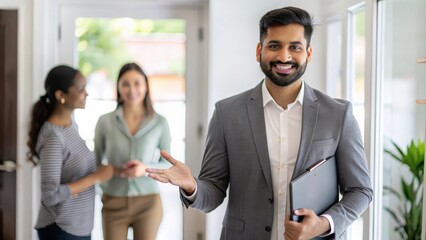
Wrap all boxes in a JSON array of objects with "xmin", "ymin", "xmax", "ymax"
[
  {"xmin": 346, "ymin": 5, "xmax": 366, "ymax": 239},
  {"xmin": 347, "ymin": 7, "xmax": 366, "ymax": 138},
  {"xmin": 326, "ymin": 18, "xmax": 343, "ymax": 98},
  {"xmin": 325, "ymin": 2, "xmax": 369, "ymax": 239}
]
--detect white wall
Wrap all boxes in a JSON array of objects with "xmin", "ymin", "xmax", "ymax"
[
  {"xmin": 207, "ymin": 0, "xmax": 324, "ymax": 115},
  {"xmin": 206, "ymin": 1, "xmax": 324, "ymax": 239}
]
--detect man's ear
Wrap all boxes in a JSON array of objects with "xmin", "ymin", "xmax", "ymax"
[
  {"xmin": 307, "ymin": 45, "xmax": 313, "ymax": 63},
  {"xmin": 256, "ymin": 42, "xmax": 262, "ymax": 62}
]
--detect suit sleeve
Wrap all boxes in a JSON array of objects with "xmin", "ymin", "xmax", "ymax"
[
  {"xmin": 181, "ymin": 103, "xmax": 230, "ymax": 212},
  {"xmin": 324, "ymin": 102, "xmax": 373, "ymax": 239}
]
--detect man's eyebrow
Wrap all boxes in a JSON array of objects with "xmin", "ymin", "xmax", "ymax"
[
  {"xmin": 266, "ymin": 40, "xmax": 304, "ymax": 45},
  {"xmin": 289, "ymin": 41, "xmax": 303, "ymax": 45},
  {"xmin": 266, "ymin": 40, "xmax": 281, "ymax": 44}
]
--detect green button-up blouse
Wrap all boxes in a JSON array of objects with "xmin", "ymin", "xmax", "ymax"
[{"xmin": 94, "ymin": 106, "xmax": 171, "ymax": 197}]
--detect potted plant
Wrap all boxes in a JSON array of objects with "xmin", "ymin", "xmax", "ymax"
[{"xmin": 384, "ymin": 139, "xmax": 424, "ymax": 240}]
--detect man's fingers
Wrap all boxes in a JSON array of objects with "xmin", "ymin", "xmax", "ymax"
[
  {"xmin": 284, "ymin": 232, "xmax": 294, "ymax": 240},
  {"xmin": 160, "ymin": 150, "xmax": 179, "ymax": 165},
  {"xmin": 285, "ymin": 214, "xmax": 292, "ymax": 224},
  {"xmin": 147, "ymin": 173, "xmax": 170, "ymax": 183},
  {"xmin": 146, "ymin": 168, "xmax": 164, "ymax": 174},
  {"xmin": 294, "ymin": 208, "xmax": 314, "ymax": 217}
]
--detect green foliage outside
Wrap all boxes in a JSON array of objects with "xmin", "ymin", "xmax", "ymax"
[
  {"xmin": 384, "ymin": 139, "xmax": 424, "ymax": 240},
  {"xmin": 76, "ymin": 18, "xmax": 185, "ymax": 80}
]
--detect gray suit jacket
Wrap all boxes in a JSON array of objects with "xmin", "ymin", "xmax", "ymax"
[{"xmin": 181, "ymin": 82, "xmax": 373, "ymax": 240}]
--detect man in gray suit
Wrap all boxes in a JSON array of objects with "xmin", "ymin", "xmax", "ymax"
[{"xmin": 147, "ymin": 6, "xmax": 373, "ymax": 240}]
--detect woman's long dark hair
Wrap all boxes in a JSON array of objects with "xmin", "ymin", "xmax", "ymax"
[
  {"xmin": 27, "ymin": 65, "xmax": 79, "ymax": 164},
  {"xmin": 116, "ymin": 62, "xmax": 155, "ymax": 116}
]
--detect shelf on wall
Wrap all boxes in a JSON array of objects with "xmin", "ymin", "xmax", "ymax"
[{"xmin": 417, "ymin": 57, "xmax": 426, "ymax": 63}]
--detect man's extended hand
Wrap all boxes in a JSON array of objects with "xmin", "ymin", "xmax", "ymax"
[
  {"xmin": 284, "ymin": 209, "xmax": 330, "ymax": 240},
  {"xmin": 146, "ymin": 150, "xmax": 196, "ymax": 195}
]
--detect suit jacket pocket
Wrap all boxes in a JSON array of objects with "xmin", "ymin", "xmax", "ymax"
[
  {"xmin": 222, "ymin": 215, "xmax": 245, "ymax": 232},
  {"xmin": 310, "ymin": 138, "xmax": 334, "ymax": 149},
  {"xmin": 307, "ymin": 138, "xmax": 335, "ymax": 164}
]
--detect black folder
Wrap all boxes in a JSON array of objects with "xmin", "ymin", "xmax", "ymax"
[{"xmin": 290, "ymin": 156, "xmax": 338, "ymax": 223}]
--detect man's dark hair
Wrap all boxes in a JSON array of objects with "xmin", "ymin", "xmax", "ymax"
[{"xmin": 259, "ymin": 6, "xmax": 314, "ymax": 47}]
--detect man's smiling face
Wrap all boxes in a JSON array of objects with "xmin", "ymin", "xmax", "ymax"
[{"xmin": 256, "ymin": 23, "xmax": 312, "ymax": 87}]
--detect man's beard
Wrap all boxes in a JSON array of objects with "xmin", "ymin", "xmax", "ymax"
[{"xmin": 260, "ymin": 58, "xmax": 308, "ymax": 87}]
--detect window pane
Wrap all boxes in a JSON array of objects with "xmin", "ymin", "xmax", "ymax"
[
  {"xmin": 350, "ymin": 9, "xmax": 366, "ymax": 138},
  {"xmin": 347, "ymin": 7, "xmax": 366, "ymax": 240},
  {"xmin": 326, "ymin": 19, "xmax": 343, "ymax": 98}
]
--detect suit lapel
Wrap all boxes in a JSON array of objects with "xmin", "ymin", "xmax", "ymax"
[
  {"xmin": 247, "ymin": 82, "xmax": 273, "ymax": 194},
  {"xmin": 292, "ymin": 84, "xmax": 320, "ymax": 179}
]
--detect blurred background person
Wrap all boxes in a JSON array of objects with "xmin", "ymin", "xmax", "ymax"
[
  {"xmin": 94, "ymin": 62, "xmax": 171, "ymax": 240},
  {"xmin": 27, "ymin": 65, "xmax": 114, "ymax": 240}
]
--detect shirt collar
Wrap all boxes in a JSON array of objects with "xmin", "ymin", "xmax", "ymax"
[
  {"xmin": 115, "ymin": 105, "xmax": 124, "ymax": 118},
  {"xmin": 262, "ymin": 80, "xmax": 305, "ymax": 108},
  {"xmin": 114, "ymin": 105, "xmax": 158, "ymax": 137}
]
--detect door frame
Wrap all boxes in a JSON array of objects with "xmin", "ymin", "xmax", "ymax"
[
  {"xmin": 34, "ymin": 1, "xmax": 209, "ymax": 239},
  {"xmin": 0, "ymin": 1, "xmax": 35, "ymax": 240}
]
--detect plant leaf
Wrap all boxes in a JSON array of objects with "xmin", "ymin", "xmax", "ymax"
[
  {"xmin": 383, "ymin": 139, "xmax": 424, "ymax": 240},
  {"xmin": 401, "ymin": 178, "xmax": 415, "ymax": 202}
]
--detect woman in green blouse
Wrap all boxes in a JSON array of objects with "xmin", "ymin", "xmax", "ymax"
[{"xmin": 94, "ymin": 62, "xmax": 171, "ymax": 240}]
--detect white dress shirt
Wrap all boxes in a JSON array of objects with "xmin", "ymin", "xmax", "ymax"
[
  {"xmin": 262, "ymin": 81, "xmax": 303, "ymax": 240},
  {"xmin": 262, "ymin": 81, "xmax": 334, "ymax": 240}
]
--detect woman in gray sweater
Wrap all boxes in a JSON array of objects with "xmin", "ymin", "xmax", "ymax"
[{"xmin": 27, "ymin": 65, "xmax": 114, "ymax": 240}]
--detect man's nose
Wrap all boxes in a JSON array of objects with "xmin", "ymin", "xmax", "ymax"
[{"xmin": 277, "ymin": 48, "xmax": 292, "ymax": 62}]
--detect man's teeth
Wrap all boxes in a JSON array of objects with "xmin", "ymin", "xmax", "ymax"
[{"xmin": 276, "ymin": 64, "xmax": 292, "ymax": 70}]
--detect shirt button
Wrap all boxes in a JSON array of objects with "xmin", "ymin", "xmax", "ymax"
[{"xmin": 265, "ymin": 226, "xmax": 271, "ymax": 232}]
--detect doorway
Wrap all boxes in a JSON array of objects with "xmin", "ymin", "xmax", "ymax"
[
  {"xmin": 73, "ymin": 17, "xmax": 186, "ymax": 240},
  {"xmin": 58, "ymin": 3, "xmax": 206, "ymax": 240}
]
